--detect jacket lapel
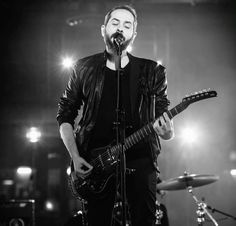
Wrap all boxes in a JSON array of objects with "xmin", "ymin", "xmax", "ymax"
[{"xmin": 128, "ymin": 53, "xmax": 142, "ymax": 116}]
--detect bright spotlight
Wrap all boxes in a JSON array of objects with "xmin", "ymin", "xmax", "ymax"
[
  {"xmin": 16, "ymin": 166, "xmax": 32, "ymax": 178},
  {"xmin": 230, "ymin": 169, "xmax": 236, "ymax": 176},
  {"xmin": 61, "ymin": 56, "xmax": 75, "ymax": 69},
  {"xmin": 180, "ymin": 126, "xmax": 199, "ymax": 144},
  {"xmin": 45, "ymin": 199, "xmax": 58, "ymax": 212},
  {"xmin": 2, "ymin": 179, "xmax": 14, "ymax": 186},
  {"xmin": 45, "ymin": 200, "xmax": 54, "ymax": 211},
  {"xmin": 66, "ymin": 166, "xmax": 71, "ymax": 176},
  {"xmin": 26, "ymin": 127, "xmax": 41, "ymax": 143}
]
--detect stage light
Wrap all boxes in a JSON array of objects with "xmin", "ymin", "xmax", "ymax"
[
  {"xmin": 230, "ymin": 169, "xmax": 236, "ymax": 176},
  {"xmin": 66, "ymin": 166, "xmax": 71, "ymax": 176},
  {"xmin": 26, "ymin": 127, "xmax": 41, "ymax": 143},
  {"xmin": 16, "ymin": 166, "xmax": 32, "ymax": 178},
  {"xmin": 45, "ymin": 200, "xmax": 54, "ymax": 211},
  {"xmin": 45, "ymin": 199, "xmax": 59, "ymax": 212},
  {"xmin": 2, "ymin": 179, "xmax": 14, "ymax": 186},
  {"xmin": 61, "ymin": 56, "xmax": 75, "ymax": 69},
  {"xmin": 179, "ymin": 126, "xmax": 199, "ymax": 145}
]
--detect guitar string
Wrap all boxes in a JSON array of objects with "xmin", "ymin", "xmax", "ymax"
[
  {"xmin": 88, "ymin": 123, "xmax": 154, "ymax": 169},
  {"xmin": 90, "ymin": 124, "xmax": 154, "ymax": 167}
]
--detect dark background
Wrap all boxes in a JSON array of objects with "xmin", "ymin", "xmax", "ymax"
[{"xmin": 0, "ymin": 0, "xmax": 236, "ymax": 225}]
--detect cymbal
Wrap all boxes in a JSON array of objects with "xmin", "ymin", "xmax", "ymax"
[{"xmin": 157, "ymin": 174, "xmax": 219, "ymax": 191}]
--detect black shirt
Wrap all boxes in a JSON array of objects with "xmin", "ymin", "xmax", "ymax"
[{"xmin": 87, "ymin": 63, "xmax": 150, "ymax": 161}]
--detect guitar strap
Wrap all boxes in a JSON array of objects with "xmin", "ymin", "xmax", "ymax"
[{"xmin": 150, "ymin": 94, "xmax": 156, "ymax": 120}]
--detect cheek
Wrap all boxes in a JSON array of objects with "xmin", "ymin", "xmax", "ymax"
[
  {"xmin": 124, "ymin": 30, "xmax": 134, "ymax": 40},
  {"xmin": 105, "ymin": 27, "xmax": 116, "ymax": 36}
]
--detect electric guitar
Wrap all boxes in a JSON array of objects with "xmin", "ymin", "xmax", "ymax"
[{"xmin": 68, "ymin": 89, "xmax": 217, "ymax": 200}]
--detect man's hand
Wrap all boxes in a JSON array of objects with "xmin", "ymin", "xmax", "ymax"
[
  {"xmin": 153, "ymin": 112, "xmax": 174, "ymax": 140},
  {"xmin": 72, "ymin": 156, "xmax": 93, "ymax": 179}
]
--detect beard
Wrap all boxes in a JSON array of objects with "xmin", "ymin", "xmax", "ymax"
[{"xmin": 104, "ymin": 31, "xmax": 132, "ymax": 53}]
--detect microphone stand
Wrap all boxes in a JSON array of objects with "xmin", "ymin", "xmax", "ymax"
[{"xmin": 114, "ymin": 41, "xmax": 127, "ymax": 226}]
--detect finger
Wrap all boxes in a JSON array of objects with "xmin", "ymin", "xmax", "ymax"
[
  {"xmin": 163, "ymin": 113, "xmax": 173, "ymax": 128},
  {"xmin": 159, "ymin": 116, "xmax": 166, "ymax": 127},
  {"xmin": 82, "ymin": 160, "xmax": 93, "ymax": 170},
  {"xmin": 163, "ymin": 112, "xmax": 169, "ymax": 121}
]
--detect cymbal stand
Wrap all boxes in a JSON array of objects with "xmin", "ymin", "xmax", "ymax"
[{"xmin": 187, "ymin": 186, "xmax": 218, "ymax": 226}]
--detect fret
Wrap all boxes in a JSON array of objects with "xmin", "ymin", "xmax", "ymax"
[
  {"xmin": 128, "ymin": 136, "xmax": 134, "ymax": 146},
  {"xmin": 167, "ymin": 110, "xmax": 173, "ymax": 119},
  {"xmin": 147, "ymin": 124, "xmax": 152, "ymax": 133},
  {"xmin": 143, "ymin": 126, "xmax": 148, "ymax": 135},
  {"xmin": 125, "ymin": 139, "xmax": 131, "ymax": 149},
  {"xmin": 139, "ymin": 129, "xmax": 145, "ymax": 139},
  {"xmin": 173, "ymin": 107, "xmax": 178, "ymax": 116},
  {"xmin": 133, "ymin": 133, "xmax": 139, "ymax": 143},
  {"xmin": 136, "ymin": 131, "xmax": 142, "ymax": 140},
  {"xmin": 176, "ymin": 104, "xmax": 183, "ymax": 114}
]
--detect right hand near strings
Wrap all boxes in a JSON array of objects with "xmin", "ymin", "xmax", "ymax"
[{"xmin": 72, "ymin": 156, "xmax": 93, "ymax": 179}]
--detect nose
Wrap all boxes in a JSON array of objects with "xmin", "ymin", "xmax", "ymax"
[{"xmin": 117, "ymin": 28, "xmax": 123, "ymax": 34}]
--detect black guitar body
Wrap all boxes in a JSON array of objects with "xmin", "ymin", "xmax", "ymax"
[{"xmin": 69, "ymin": 145, "xmax": 118, "ymax": 200}]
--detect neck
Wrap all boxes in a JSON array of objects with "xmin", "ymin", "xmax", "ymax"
[{"xmin": 106, "ymin": 46, "xmax": 127, "ymax": 60}]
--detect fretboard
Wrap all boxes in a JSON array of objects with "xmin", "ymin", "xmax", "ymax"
[{"xmin": 110, "ymin": 103, "xmax": 184, "ymax": 155}]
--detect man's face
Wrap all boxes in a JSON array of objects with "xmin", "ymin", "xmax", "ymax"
[{"xmin": 102, "ymin": 9, "xmax": 137, "ymax": 52}]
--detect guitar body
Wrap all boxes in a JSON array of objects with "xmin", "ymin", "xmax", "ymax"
[{"xmin": 69, "ymin": 145, "xmax": 118, "ymax": 200}]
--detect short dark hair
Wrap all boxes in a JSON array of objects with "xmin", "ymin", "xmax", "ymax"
[{"xmin": 104, "ymin": 4, "xmax": 137, "ymax": 28}]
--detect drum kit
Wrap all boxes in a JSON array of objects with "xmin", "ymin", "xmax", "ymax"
[{"xmin": 156, "ymin": 171, "xmax": 236, "ymax": 226}]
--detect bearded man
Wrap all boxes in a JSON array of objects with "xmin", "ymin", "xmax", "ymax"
[{"xmin": 57, "ymin": 4, "xmax": 174, "ymax": 226}]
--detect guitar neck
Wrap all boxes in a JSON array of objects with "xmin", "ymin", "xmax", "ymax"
[
  {"xmin": 167, "ymin": 102, "xmax": 186, "ymax": 120},
  {"xmin": 122, "ymin": 103, "xmax": 184, "ymax": 151}
]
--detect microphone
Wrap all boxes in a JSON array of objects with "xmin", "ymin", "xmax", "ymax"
[{"xmin": 113, "ymin": 32, "xmax": 125, "ymax": 46}]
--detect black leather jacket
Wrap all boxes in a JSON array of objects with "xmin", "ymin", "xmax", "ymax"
[{"xmin": 57, "ymin": 51, "xmax": 169, "ymax": 170}]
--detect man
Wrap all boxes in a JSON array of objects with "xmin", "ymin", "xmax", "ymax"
[{"xmin": 57, "ymin": 4, "xmax": 174, "ymax": 226}]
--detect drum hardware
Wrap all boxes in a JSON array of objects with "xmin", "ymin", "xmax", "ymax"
[
  {"xmin": 157, "ymin": 172, "xmax": 220, "ymax": 225},
  {"xmin": 187, "ymin": 186, "xmax": 218, "ymax": 226},
  {"xmin": 155, "ymin": 200, "xmax": 164, "ymax": 225},
  {"xmin": 157, "ymin": 171, "xmax": 236, "ymax": 225}
]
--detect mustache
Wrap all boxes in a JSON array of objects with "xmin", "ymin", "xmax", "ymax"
[{"xmin": 111, "ymin": 32, "xmax": 125, "ymax": 42}]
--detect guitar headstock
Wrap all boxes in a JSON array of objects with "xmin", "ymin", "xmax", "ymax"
[
  {"xmin": 181, "ymin": 89, "xmax": 217, "ymax": 108},
  {"xmin": 166, "ymin": 89, "xmax": 217, "ymax": 120}
]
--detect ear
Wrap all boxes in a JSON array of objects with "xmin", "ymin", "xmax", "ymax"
[
  {"xmin": 101, "ymin": 25, "xmax": 105, "ymax": 38},
  {"xmin": 133, "ymin": 31, "xmax": 137, "ymax": 41},
  {"xmin": 131, "ymin": 31, "xmax": 137, "ymax": 44}
]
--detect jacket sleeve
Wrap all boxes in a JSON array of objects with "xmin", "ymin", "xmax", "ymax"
[
  {"xmin": 149, "ymin": 64, "xmax": 170, "ymax": 117},
  {"xmin": 56, "ymin": 65, "xmax": 83, "ymax": 127}
]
